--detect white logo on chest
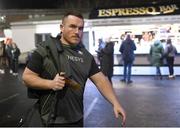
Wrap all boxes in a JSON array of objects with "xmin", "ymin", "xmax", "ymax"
[{"xmin": 67, "ymin": 55, "xmax": 84, "ymax": 63}]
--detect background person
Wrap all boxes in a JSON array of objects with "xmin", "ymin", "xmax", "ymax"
[
  {"xmin": 96, "ymin": 38, "xmax": 105, "ymax": 67},
  {"xmin": 100, "ymin": 37, "xmax": 115, "ymax": 83},
  {"xmin": 149, "ymin": 39, "xmax": 164, "ymax": 80},
  {"xmin": 0, "ymin": 40, "xmax": 6, "ymax": 74},
  {"xmin": 119, "ymin": 34, "xmax": 136, "ymax": 84},
  {"xmin": 4, "ymin": 38, "xmax": 13, "ymax": 74},
  {"xmin": 164, "ymin": 38, "xmax": 177, "ymax": 79},
  {"xmin": 11, "ymin": 42, "xmax": 21, "ymax": 76},
  {"xmin": 22, "ymin": 11, "xmax": 126, "ymax": 127}
]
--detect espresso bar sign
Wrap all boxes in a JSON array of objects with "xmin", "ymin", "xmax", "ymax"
[{"xmin": 89, "ymin": 4, "xmax": 180, "ymax": 19}]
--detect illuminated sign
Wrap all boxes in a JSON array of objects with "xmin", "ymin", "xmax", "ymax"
[{"xmin": 89, "ymin": 3, "xmax": 180, "ymax": 19}]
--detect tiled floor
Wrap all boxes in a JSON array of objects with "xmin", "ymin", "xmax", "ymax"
[{"xmin": 0, "ymin": 67, "xmax": 180, "ymax": 127}]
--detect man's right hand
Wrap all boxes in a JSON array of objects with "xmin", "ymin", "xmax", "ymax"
[{"xmin": 51, "ymin": 73, "xmax": 66, "ymax": 91}]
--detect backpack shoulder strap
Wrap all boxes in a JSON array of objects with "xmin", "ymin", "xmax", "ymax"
[
  {"xmin": 35, "ymin": 41, "xmax": 57, "ymax": 78},
  {"xmin": 45, "ymin": 36, "xmax": 62, "ymax": 73}
]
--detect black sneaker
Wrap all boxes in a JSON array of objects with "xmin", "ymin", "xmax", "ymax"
[
  {"xmin": 121, "ymin": 79, "xmax": 126, "ymax": 82},
  {"xmin": 127, "ymin": 80, "xmax": 133, "ymax": 84}
]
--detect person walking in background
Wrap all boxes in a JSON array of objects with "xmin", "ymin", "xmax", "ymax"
[
  {"xmin": 119, "ymin": 34, "xmax": 136, "ymax": 84},
  {"xmin": 149, "ymin": 40, "xmax": 164, "ymax": 80},
  {"xmin": 96, "ymin": 38, "xmax": 105, "ymax": 67},
  {"xmin": 100, "ymin": 37, "xmax": 114, "ymax": 83},
  {"xmin": 0, "ymin": 40, "xmax": 6, "ymax": 74},
  {"xmin": 22, "ymin": 11, "xmax": 126, "ymax": 127},
  {"xmin": 4, "ymin": 38, "xmax": 13, "ymax": 74},
  {"xmin": 11, "ymin": 42, "xmax": 21, "ymax": 76},
  {"xmin": 164, "ymin": 38, "xmax": 177, "ymax": 79}
]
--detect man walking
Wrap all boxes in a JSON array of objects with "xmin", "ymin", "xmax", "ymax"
[{"xmin": 22, "ymin": 11, "xmax": 126, "ymax": 127}]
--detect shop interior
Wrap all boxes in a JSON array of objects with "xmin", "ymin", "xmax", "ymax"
[{"xmin": 89, "ymin": 23, "xmax": 180, "ymax": 75}]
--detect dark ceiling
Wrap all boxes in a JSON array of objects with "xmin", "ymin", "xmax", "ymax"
[
  {"xmin": 0, "ymin": 0, "xmax": 178, "ymax": 9},
  {"xmin": 0, "ymin": 0, "xmax": 179, "ymax": 29}
]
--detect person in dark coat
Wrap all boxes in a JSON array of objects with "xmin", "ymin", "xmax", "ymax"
[
  {"xmin": 100, "ymin": 39, "xmax": 114, "ymax": 83},
  {"xmin": 11, "ymin": 42, "xmax": 21, "ymax": 76},
  {"xmin": 5, "ymin": 38, "xmax": 13, "ymax": 73},
  {"xmin": 96, "ymin": 38, "xmax": 105, "ymax": 67},
  {"xmin": 164, "ymin": 38, "xmax": 177, "ymax": 79},
  {"xmin": 0, "ymin": 40, "xmax": 6, "ymax": 74},
  {"xmin": 119, "ymin": 34, "xmax": 136, "ymax": 84}
]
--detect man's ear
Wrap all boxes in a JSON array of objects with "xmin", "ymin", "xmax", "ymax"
[
  {"xmin": 60, "ymin": 24, "xmax": 63, "ymax": 29},
  {"xmin": 60, "ymin": 24, "xmax": 63, "ymax": 32}
]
